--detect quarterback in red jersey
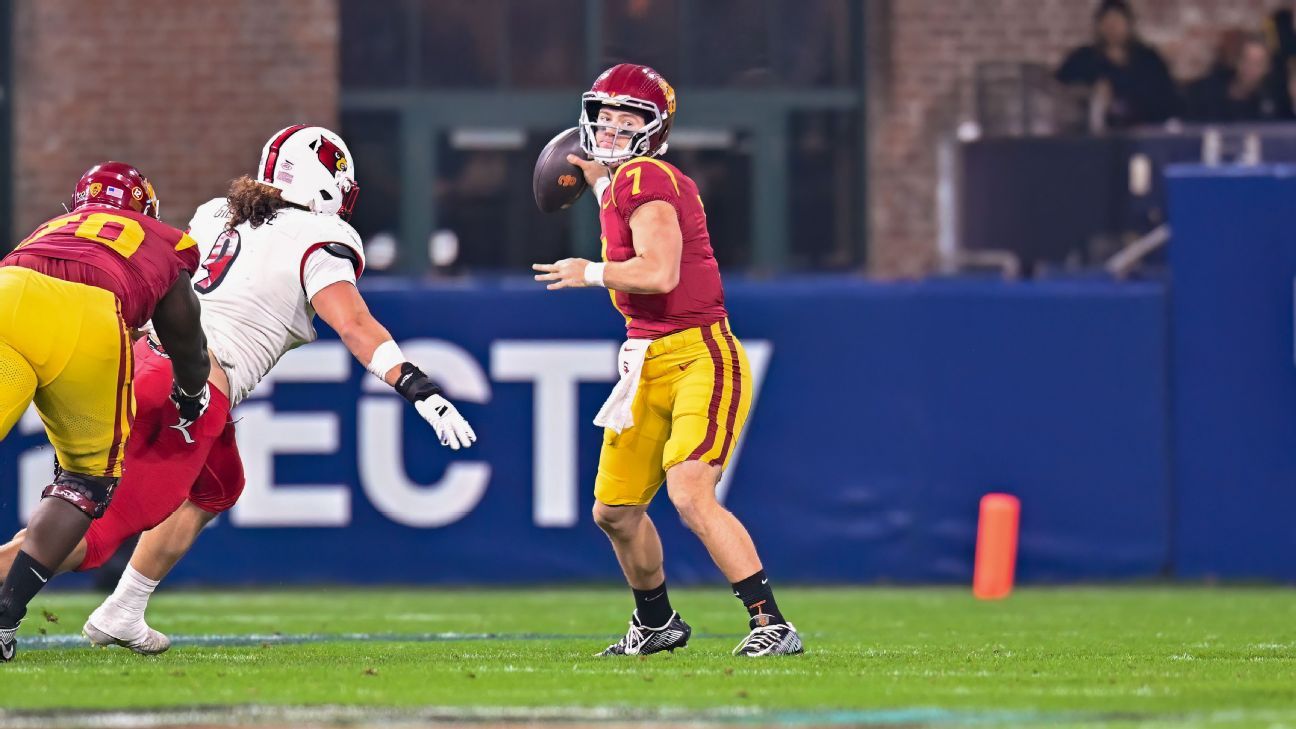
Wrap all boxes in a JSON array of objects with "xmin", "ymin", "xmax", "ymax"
[
  {"xmin": 0, "ymin": 162, "xmax": 210, "ymax": 662},
  {"xmin": 534, "ymin": 64, "xmax": 802, "ymax": 657}
]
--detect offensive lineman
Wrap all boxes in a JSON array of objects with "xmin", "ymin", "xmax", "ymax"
[
  {"xmin": 533, "ymin": 64, "xmax": 803, "ymax": 657},
  {"xmin": 0, "ymin": 163, "xmax": 210, "ymax": 662},
  {"xmin": 0, "ymin": 125, "xmax": 476, "ymax": 653}
]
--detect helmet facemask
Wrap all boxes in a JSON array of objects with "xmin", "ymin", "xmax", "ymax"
[
  {"xmin": 579, "ymin": 95, "xmax": 666, "ymax": 166},
  {"xmin": 337, "ymin": 178, "xmax": 360, "ymax": 221},
  {"xmin": 140, "ymin": 179, "xmax": 160, "ymax": 220}
]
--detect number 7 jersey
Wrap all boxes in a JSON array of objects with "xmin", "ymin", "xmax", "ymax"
[
  {"xmin": 5, "ymin": 205, "xmax": 200, "ymax": 328},
  {"xmin": 598, "ymin": 156, "xmax": 726, "ymax": 339}
]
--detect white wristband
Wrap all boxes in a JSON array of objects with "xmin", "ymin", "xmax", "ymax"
[
  {"xmin": 367, "ymin": 339, "xmax": 406, "ymax": 380},
  {"xmin": 593, "ymin": 176, "xmax": 612, "ymax": 203},
  {"xmin": 584, "ymin": 261, "xmax": 607, "ymax": 287}
]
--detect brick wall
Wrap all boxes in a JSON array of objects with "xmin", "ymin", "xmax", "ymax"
[
  {"xmin": 867, "ymin": 0, "xmax": 1284, "ymax": 277},
  {"xmin": 11, "ymin": 0, "xmax": 339, "ymax": 237}
]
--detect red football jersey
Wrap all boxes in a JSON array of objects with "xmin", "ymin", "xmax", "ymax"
[
  {"xmin": 3, "ymin": 205, "xmax": 200, "ymax": 327},
  {"xmin": 598, "ymin": 157, "xmax": 726, "ymax": 339}
]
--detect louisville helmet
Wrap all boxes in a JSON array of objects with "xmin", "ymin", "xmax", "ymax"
[
  {"xmin": 71, "ymin": 161, "xmax": 160, "ymax": 219},
  {"xmin": 578, "ymin": 63, "xmax": 677, "ymax": 165},
  {"xmin": 257, "ymin": 124, "xmax": 359, "ymax": 220}
]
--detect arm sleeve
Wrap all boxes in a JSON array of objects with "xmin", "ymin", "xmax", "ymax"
[
  {"xmin": 611, "ymin": 161, "xmax": 684, "ymax": 222},
  {"xmin": 302, "ymin": 245, "xmax": 359, "ymax": 301},
  {"xmin": 1146, "ymin": 49, "xmax": 1183, "ymax": 121},
  {"xmin": 1056, "ymin": 46, "xmax": 1095, "ymax": 85}
]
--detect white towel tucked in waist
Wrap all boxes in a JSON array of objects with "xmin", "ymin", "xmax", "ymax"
[{"xmin": 594, "ymin": 339, "xmax": 652, "ymax": 433}]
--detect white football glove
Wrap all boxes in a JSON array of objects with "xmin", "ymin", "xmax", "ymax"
[
  {"xmin": 414, "ymin": 394, "xmax": 477, "ymax": 450},
  {"xmin": 392, "ymin": 362, "xmax": 478, "ymax": 450}
]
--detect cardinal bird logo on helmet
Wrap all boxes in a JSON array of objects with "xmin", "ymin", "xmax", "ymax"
[{"xmin": 314, "ymin": 136, "xmax": 350, "ymax": 173}]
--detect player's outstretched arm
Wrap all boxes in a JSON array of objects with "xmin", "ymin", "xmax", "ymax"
[
  {"xmin": 151, "ymin": 276, "xmax": 212, "ymax": 422},
  {"xmin": 311, "ymin": 281, "xmax": 477, "ymax": 450}
]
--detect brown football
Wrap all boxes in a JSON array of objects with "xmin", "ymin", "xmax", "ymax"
[{"xmin": 533, "ymin": 127, "xmax": 589, "ymax": 213}]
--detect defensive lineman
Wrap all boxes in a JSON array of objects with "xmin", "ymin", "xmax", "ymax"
[
  {"xmin": 0, "ymin": 126, "xmax": 476, "ymax": 653},
  {"xmin": 533, "ymin": 64, "xmax": 803, "ymax": 657}
]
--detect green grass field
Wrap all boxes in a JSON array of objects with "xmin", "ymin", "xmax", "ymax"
[{"xmin": 0, "ymin": 587, "xmax": 1294, "ymax": 727}]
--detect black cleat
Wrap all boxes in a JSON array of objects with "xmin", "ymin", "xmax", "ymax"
[
  {"xmin": 732, "ymin": 621, "xmax": 804, "ymax": 656},
  {"xmin": 598, "ymin": 610, "xmax": 691, "ymax": 656},
  {"xmin": 0, "ymin": 622, "xmax": 17, "ymax": 663}
]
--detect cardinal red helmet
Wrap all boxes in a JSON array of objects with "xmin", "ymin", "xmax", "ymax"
[
  {"xmin": 579, "ymin": 63, "xmax": 677, "ymax": 165},
  {"xmin": 71, "ymin": 161, "xmax": 160, "ymax": 219}
]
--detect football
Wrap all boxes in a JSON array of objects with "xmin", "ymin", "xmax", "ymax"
[{"xmin": 533, "ymin": 127, "xmax": 589, "ymax": 213}]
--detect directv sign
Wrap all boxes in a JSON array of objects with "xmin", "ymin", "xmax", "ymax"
[
  {"xmin": 10, "ymin": 338, "xmax": 771, "ymax": 531},
  {"xmin": 0, "ymin": 282, "xmax": 1177, "ymax": 585}
]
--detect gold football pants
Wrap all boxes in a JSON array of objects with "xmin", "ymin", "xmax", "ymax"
[
  {"xmin": 0, "ymin": 267, "xmax": 133, "ymax": 477},
  {"xmin": 595, "ymin": 320, "xmax": 752, "ymax": 506}
]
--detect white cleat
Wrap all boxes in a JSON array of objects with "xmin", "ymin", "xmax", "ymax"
[
  {"xmin": 83, "ymin": 603, "xmax": 171, "ymax": 655},
  {"xmin": 732, "ymin": 621, "xmax": 804, "ymax": 657}
]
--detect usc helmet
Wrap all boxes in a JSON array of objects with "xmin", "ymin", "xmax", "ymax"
[
  {"xmin": 257, "ymin": 124, "xmax": 359, "ymax": 220},
  {"xmin": 71, "ymin": 162, "xmax": 160, "ymax": 219},
  {"xmin": 578, "ymin": 63, "xmax": 677, "ymax": 166}
]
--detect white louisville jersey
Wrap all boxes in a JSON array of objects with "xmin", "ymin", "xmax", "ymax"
[{"xmin": 185, "ymin": 198, "xmax": 365, "ymax": 405}]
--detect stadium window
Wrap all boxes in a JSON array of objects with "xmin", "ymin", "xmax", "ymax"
[
  {"xmin": 340, "ymin": 0, "xmax": 414, "ymax": 89},
  {"xmin": 771, "ymin": 0, "xmax": 857, "ymax": 87},
  {"xmin": 667, "ymin": 132, "xmax": 754, "ymax": 269},
  {"xmin": 686, "ymin": 0, "xmax": 772, "ymax": 87},
  {"xmin": 787, "ymin": 110, "xmax": 863, "ymax": 269},
  {"xmin": 602, "ymin": 0, "xmax": 682, "ymax": 81},
  {"xmin": 508, "ymin": 0, "xmax": 585, "ymax": 88},
  {"xmin": 436, "ymin": 130, "xmax": 574, "ymax": 272},
  {"xmin": 337, "ymin": 0, "xmax": 867, "ymax": 273},
  {"xmin": 415, "ymin": 0, "xmax": 505, "ymax": 88},
  {"xmin": 339, "ymin": 112, "xmax": 403, "ymax": 269}
]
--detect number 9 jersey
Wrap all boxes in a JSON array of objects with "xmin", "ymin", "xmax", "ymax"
[{"xmin": 5, "ymin": 206, "xmax": 200, "ymax": 328}]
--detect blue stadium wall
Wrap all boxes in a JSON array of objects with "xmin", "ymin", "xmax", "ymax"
[{"xmin": 0, "ymin": 166, "xmax": 1290, "ymax": 585}]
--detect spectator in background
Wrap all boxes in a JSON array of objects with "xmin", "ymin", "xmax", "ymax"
[
  {"xmin": 1265, "ymin": 7, "xmax": 1296, "ymax": 117},
  {"xmin": 1286, "ymin": 57, "xmax": 1296, "ymax": 119},
  {"xmin": 1056, "ymin": 0, "xmax": 1181, "ymax": 130},
  {"xmin": 1186, "ymin": 32, "xmax": 1280, "ymax": 122}
]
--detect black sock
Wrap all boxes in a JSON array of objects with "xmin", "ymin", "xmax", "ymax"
[
  {"xmin": 632, "ymin": 581, "xmax": 674, "ymax": 627},
  {"xmin": 732, "ymin": 569, "xmax": 786, "ymax": 628},
  {"xmin": 0, "ymin": 551, "xmax": 53, "ymax": 627}
]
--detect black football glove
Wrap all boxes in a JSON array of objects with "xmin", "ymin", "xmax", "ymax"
[{"xmin": 170, "ymin": 382, "xmax": 211, "ymax": 423}]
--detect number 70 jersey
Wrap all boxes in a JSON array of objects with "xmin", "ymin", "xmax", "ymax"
[
  {"xmin": 8, "ymin": 206, "xmax": 200, "ymax": 328},
  {"xmin": 183, "ymin": 198, "xmax": 366, "ymax": 405}
]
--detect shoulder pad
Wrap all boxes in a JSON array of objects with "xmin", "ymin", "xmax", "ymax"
[{"xmin": 299, "ymin": 214, "xmax": 366, "ymax": 276}]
